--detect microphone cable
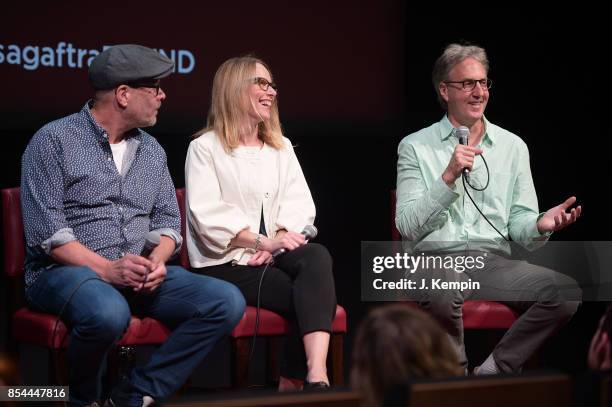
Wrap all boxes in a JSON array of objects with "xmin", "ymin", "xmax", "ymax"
[
  {"xmin": 246, "ymin": 226, "xmax": 317, "ymax": 373},
  {"xmin": 48, "ymin": 236, "xmax": 161, "ymax": 353},
  {"xmin": 51, "ymin": 277, "xmax": 102, "ymax": 351},
  {"xmin": 50, "ymin": 257, "xmax": 158, "ymax": 355},
  {"xmin": 248, "ymin": 260, "xmax": 272, "ymax": 369},
  {"xmin": 461, "ymin": 153, "xmax": 510, "ymax": 242}
]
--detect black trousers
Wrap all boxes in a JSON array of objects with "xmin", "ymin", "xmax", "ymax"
[{"xmin": 194, "ymin": 243, "xmax": 337, "ymax": 379}]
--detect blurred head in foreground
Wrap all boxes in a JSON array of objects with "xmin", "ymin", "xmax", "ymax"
[
  {"xmin": 351, "ymin": 304, "xmax": 463, "ymax": 407},
  {"xmin": 589, "ymin": 304, "xmax": 612, "ymax": 370}
]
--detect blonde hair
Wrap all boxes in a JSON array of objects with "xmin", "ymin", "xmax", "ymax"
[
  {"xmin": 351, "ymin": 304, "xmax": 463, "ymax": 407},
  {"xmin": 194, "ymin": 56, "xmax": 284, "ymax": 151}
]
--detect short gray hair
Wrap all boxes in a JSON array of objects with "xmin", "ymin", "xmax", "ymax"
[{"xmin": 432, "ymin": 43, "xmax": 489, "ymax": 109}]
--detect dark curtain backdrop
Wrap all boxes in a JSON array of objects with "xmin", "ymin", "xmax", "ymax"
[{"xmin": 1, "ymin": 3, "xmax": 607, "ymax": 378}]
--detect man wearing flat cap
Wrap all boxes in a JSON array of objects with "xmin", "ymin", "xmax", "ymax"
[{"xmin": 20, "ymin": 44, "xmax": 246, "ymax": 407}]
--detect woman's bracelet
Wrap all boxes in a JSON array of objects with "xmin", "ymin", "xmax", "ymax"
[{"xmin": 254, "ymin": 234, "xmax": 263, "ymax": 251}]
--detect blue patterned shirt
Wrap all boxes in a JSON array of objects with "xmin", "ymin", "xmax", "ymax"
[{"xmin": 21, "ymin": 101, "xmax": 182, "ymax": 287}]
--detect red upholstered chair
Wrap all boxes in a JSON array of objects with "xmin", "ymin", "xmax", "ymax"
[
  {"xmin": 390, "ymin": 190, "xmax": 518, "ymax": 329},
  {"xmin": 176, "ymin": 188, "xmax": 347, "ymax": 387},
  {"xmin": 1, "ymin": 187, "xmax": 171, "ymax": 385}
]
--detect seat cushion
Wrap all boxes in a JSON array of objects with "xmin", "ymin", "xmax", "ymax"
[
  {"xmin": 12, "ymin": 308, "xmax": 170, "ymax": 349},
  {"xmin": 231, "ymin": 305, "xmax": 347, "ymax": 338},
  {"xmin": 462, "ymin": 301, "xmax": 518, "ymax": 329},
  {"xmin": 404, "ymin": 300, "xmax": 518, "ymax": 330},
  {"xmin": 332, "ymin": 305, "xmax": 347, "ymax": 333},
  {"xmin": 13, "ymin": 304, "xmax": 347, "ymax": 346}
]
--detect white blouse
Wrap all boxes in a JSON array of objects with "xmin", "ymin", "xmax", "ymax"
[{"xmin": 185, "ymin": 130, "xmax": 316, "ymax": 268}]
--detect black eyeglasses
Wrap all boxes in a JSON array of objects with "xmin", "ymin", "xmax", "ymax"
[
  {"xmin": 444, "ymin": 78, "xmax": 492, "ymax": 92},
  {"xmin": 126, "ymin": 81, "xmax": 162, "ymax": 96},
  {"xmin": 251, "ymin": 77, "xmax": 277, "ymax": 92}
]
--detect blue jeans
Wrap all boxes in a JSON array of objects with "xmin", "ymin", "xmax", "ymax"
[{"xmin": 25, "ymin": 265, "xmax": 245, "ymax": 406}]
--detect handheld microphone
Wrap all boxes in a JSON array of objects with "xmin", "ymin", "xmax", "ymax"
[
  {"xmin": 139, "ymin": 231, "xmax": 162, "ymax": 291},
  {"xmin": 272, "ymin": 225, "xmax": 318, "ymax": 258},
  {"xmin": 456, "ymin": 126, "xmax": 470, "ymax": 176}
]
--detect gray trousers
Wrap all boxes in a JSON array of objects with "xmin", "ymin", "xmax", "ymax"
[{"xmin": 417, "ymin": 252, "xmax": 580, "ymax": 372}]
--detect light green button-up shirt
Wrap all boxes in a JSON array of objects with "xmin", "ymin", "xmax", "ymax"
[{"xmin": 396, "ymin": 115, "xmax": 548, "ymax": 254}]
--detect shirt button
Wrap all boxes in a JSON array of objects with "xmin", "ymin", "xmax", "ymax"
[
  {"xmin": 123, "ymin": 227, "xmax": 128, "ymax": 232},
  {"xmin": 119, "ymin": 251, "xmax": 125, "ymax": 256},
  {"xmin": 107, "ymin": 157, "xmax": 112, "ymax": 162},
  {"xmin": 264, "ymin": 192, "xmax": 270, "ymax": 198},
  {"xmin": 118, "ymin": 206, "xmax": 123, "ymax": 212}
]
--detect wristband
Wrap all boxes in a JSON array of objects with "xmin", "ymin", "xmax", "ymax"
[{"xmin": 254, "ymin": 234, "xmax": 263, "ymax": 251}]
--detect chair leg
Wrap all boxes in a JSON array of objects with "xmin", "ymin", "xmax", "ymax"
[
  {"xmin": 266, "ymin": 336, "xmax": 282, "ymax": 386},
  {"xmin": 231, "ymin": 337, "xmax": 251, "ymax": 388},
  {"xmin": 117, "ymin": 345, "xmax": 136, "ymax": 381},
  {"xmin": 49, "ymin": 349, "xmax": 69, "ymax": 407},
  {"xmin": 50, "ymin": 349, "xmax": 69, "ymax": 385},
  {"xmin": 107, "ymin": 345, "xmax": 136, "ymax": 392},
  {"xmin": 330, "ymin": 333, "xmax": 344, "ymax": 386}
]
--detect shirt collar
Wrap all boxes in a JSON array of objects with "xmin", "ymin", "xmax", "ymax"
[
  {"xmin": 83, "ymin": 100, "xmax": 107, "ymax": 140},
  {"xmin": 438, "ymin": 114, "xmax": 496, "ymax": 146},
  {"xmin": 82, "ymin": 100, "xmax": 142, "ymax": 142}
]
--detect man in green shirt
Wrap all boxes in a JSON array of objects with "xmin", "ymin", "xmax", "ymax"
[{"xmin": 396, "ymin": 43, "xmax": 581, "ymax": 374}]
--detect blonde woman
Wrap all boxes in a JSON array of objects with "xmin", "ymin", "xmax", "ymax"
[
  {"xmin": 185, "ymin": 56, "xmax": 336, "ymax": 390},
  {"xmin": 351, "ymin": 304, "xmax": 463, "ymax": 406}
]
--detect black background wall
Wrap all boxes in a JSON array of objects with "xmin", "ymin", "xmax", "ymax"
[{"xmin": 2, "ymin": 2, "xmax": 608, "ymax": 381}]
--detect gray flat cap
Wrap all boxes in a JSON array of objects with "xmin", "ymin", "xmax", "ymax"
[{"xmin": 89, "ymin": 44, "xmax": 175, "ymax": 90}]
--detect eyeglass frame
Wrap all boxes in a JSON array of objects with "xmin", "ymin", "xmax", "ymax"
[
  {"xmin": 125, "ymin": 80, "xmax": 163, "ymax": 96},
  {"xmin": 250, "ymin": 77, "xmax": 277, "ymax": 92},
  {"xmin": 443, "ymin": 78, "xmax": 493, "ymax": 92}
]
